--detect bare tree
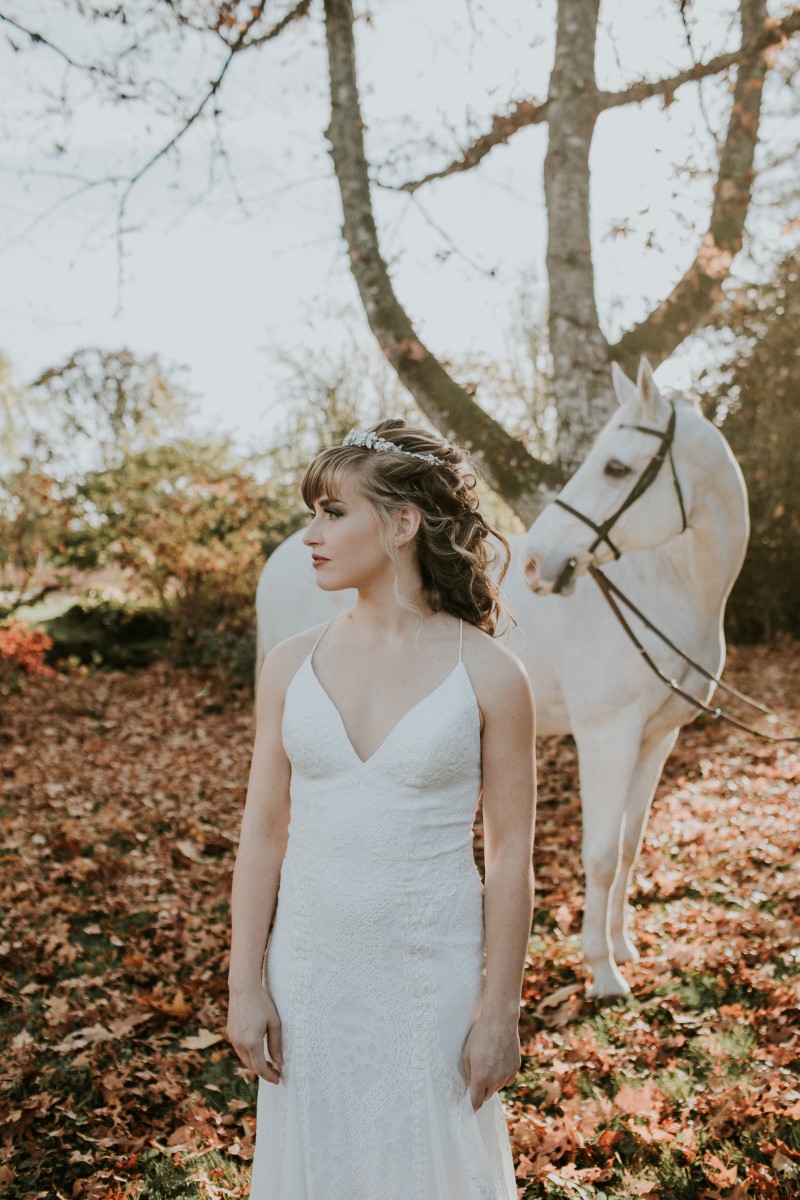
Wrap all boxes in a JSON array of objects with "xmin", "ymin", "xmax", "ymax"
[
  {"xmin": 2, "ymin": 0, "xmax": 798, "ymax": 516},
  {"xmin": 325, "ymin": 0, "xmax": 798, "ymax": 487}
]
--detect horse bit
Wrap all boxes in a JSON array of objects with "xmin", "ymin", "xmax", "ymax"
[{"xmin": 547, "ymin": 401, "xmax": 799, "ymax": 743}]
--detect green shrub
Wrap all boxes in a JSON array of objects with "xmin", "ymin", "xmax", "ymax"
[{"xmin": 40, "ymin": 600, "xmax": 172, "ymax": 668}]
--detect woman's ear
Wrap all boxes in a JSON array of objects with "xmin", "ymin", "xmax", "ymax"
[{"xmin": 394, "ymin": 505, "xmax": 422, "ymax": 547}]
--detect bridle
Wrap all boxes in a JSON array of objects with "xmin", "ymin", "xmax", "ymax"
[
  {"xmin": 552, "ymin": 400, "xmax": 688, "ymax": 569},
  {"xmin": 542, "ymin": 399, "xmax": 799, "ymax": 741}
]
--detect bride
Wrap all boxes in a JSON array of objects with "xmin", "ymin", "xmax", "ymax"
[{"xmin": 227, "ymin": 419, "xmax": 537, "ymax": 1199}]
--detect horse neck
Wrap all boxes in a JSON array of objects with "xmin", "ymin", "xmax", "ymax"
[{"xmin": 638, "ymin": 450, "xmax": 748, "ymax": 616}]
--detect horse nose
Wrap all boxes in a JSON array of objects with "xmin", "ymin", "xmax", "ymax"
[
  {"xmin": 523, "ymin": 555, "xmax": 555, "ymax": 596},
  {"xmin": 523, "ymin": 554, "xmax": 540, "ymax": 588}
]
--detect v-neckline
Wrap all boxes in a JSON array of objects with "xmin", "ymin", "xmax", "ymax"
[{"xmin": 306, "ymin": 657, "xmax": 466, "ymax": 768}]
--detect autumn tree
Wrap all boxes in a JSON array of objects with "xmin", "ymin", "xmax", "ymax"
[
  {"xmin": 696, "ymin": 251, "xmax": 800, "ymax": 640},
  {"xmin": 0, "ymin": 348, "xmax": 194, "ymax": 602}
]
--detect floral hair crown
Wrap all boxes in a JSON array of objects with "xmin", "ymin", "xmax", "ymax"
[{"xmin": 342, "ymin": 427, "xmax": 445, "ymax": 465}]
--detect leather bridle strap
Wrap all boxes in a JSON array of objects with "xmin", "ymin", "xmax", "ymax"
[
  {"xmin": 588, "ymin": 564, "xmax": 800, "ymax": 743},
  {"xmin": 553, "ymin": 402, "xmax": 688, "ymax": 559}
]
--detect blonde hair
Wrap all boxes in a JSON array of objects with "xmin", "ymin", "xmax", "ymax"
[{"xmin": 300, "ymin": 419, "xmax": 512, "ymax": 635}]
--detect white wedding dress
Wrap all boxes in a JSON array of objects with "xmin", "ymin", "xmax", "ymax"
[{"xmin": 248, "ymin": 616, "xmax": 518, "ymax": 1199}]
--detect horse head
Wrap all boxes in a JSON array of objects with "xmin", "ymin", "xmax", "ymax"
[{"xmin": 521, "ymin": 357, "xmax": 693, "ymax": 596}]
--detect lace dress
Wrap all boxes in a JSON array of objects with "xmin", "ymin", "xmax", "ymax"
[{"xmin": 248, "ymin": 616, "xmax": 518, "ymax": 1199}]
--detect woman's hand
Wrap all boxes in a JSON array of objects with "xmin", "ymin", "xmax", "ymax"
[
  {"xmin": 226, "ymin": 983, "xmax": 283, "ymax": 1084},
  {"xmin": 462, "ymin": 1016, "xmax": 521, "ymax": 1110}
]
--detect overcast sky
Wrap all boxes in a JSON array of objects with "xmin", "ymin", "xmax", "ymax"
[{"xmin": 0, "ymin": 0, "xmax": 794, "ymax": 453}]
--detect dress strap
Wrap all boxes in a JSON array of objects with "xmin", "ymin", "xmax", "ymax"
[
  {"xmin": 458, "ymin": 618, "xmax": 463, "ymax": 664},
  {"xmin": 309, "ymin": 614, "xmax": 337, "ymax": 662}
]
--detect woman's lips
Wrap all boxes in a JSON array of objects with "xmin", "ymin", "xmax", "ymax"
[{"xmin": 311, "ymin": 555, "xmax": 329, "ymax": 568}]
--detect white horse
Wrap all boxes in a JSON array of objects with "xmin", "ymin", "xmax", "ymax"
[{"xmin": 255, "ymin": 358, "xmax": 749, "ymax": 997}]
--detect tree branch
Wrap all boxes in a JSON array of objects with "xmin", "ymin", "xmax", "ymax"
[
  {"xmin": 599, "ymin": 6, "xmax": 800, "ymax": 112},
  {"xmin": 394, "ymin": 6, "xmax": 799, "ymax": 197},
  {"xmin": 323, "ymin": 0, "xmax": 562, "ymax": 521},
  {"xmin": 241, "ymin": 0, "xmax": 312, "ymax": 47},
  {"xmin": 398, "ymin": 98, "xmax": 550, "ymax": 194},
  {"xmin": 610, "ymin": 0, "xmax": 773, "ymax": 371},
  {"xmin": 116, "ymin": 0, "xmax": 312, "ymax": 224},
  {"xmin": 0, "ymin": 10, "xmax": 116, "ymax": 76}
]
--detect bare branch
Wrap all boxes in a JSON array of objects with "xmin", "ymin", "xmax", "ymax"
[
  {"xmin": 0, "ymin": 176, "xmax": 124, "ymax": 254},
  {"xmin": 404, "ymin": 192, "xmax": 499, "ymax": 277},
  {"xmin": 599, "ymin": 5, "xmax": 800, "ymax": 111},
  {"xmin": 116, "ymin": 1, "xmax": 313, "ymax": 223},
  {"xmin": 395, "ymin": 5, "xmax": 800, "ymax": 197},
  {"xmin": 676, "ymin": 0, "xmax": 722, "ymax": 140},
  {"xmin": 115, "ymin": 46, "xmax": 238, "ymax": 223},
  {"xmin": 323, "ymin": 0, "xmax": 562, "ymax": 520},
  {"xmin": 398, "ymin": 98, "xmax": 550, "ymax": 194},
  {"xmin": 242, "ymin": 0, "xmax": 312, "ymax": 47},
  {"xmin": 0, "ymin": 10, "xmax": 116, "ymax": 76},
  {"xmin": 611, "ymin": 0, "xmax": 774, "ymax": 371}
]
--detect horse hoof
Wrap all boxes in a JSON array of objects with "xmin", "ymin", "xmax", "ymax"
[
  {"xmin": 587, "ymin": 963, "xmax": 631, "ymax": 1000},
  {"xmin": 591, "ymin": 993, "xmax": 629, "ymax": 1009}
]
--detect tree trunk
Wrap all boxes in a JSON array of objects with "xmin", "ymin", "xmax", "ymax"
[
  {"xmin": 544, "ymin": 0, "xmax": 612, "ymax": 476},
  {"xmin": 323, "ymin": 0, "xmax": 562, "ymax": 524}
]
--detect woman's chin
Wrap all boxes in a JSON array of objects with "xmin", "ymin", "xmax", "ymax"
[{"xmin": 315, "ymin": 574, "xmax": 350, "ymax": 592}]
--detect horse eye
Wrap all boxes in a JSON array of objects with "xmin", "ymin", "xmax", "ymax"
[{"xmin": 604, "ymin": 459, "xmax": 631, "ymax": 478}]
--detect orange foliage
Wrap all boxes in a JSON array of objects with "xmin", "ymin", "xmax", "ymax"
[{"xmin": 0, "ymin": 618, "xmax": 57, "ymax": 677}]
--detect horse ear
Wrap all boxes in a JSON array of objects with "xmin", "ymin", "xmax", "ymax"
[
  {"xmin": 611, "ymin": 361, "xmax": 638, "ymax": 408},
  {"xmin": 637, "ymin": 356, "xmax": 663, "ymax": 419}
]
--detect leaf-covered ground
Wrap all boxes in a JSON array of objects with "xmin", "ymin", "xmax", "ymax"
[{"xmin": 1, "ymin": 640, "xmax": 798, "ymax": 1199}]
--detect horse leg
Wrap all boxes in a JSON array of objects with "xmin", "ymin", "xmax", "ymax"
[
  {"xmin": 609, "ymin": 728, "xmax": 679, "ymax": 963},
  {"xmin": 576, "ymin": 718, "xmax": 643, "ymax": 998}
]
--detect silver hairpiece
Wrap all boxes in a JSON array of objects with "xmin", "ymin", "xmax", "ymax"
[{"xmin": 342, "ymin": 428, "xmax": 445, "ymax": 464}]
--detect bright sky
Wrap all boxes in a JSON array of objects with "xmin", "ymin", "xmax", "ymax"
[{"xmin": 0, "ymin": 0, "xmax": 793, "ymax": 453}]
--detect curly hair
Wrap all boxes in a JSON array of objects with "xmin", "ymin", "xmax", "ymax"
[{"xmin": 300, "ymin": 419, "xmax": 512, "ymax": 636}]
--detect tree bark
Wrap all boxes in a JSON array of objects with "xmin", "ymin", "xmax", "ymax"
[
  {"xmin": 543, "ymin": 0, "xmax": 612, "ymax": 474},
  {"xmin": 323, "ymin": 0, "xmax": 562, "ymax": 523}
]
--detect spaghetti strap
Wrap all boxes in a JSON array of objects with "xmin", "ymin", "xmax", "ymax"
[
  {"xmin": 310, "ymin": 614, "xmax": 337, "ymax": 661},
  {"xmin": 458, "ymin": 618, "xmax": 463, "ymax": 664}
]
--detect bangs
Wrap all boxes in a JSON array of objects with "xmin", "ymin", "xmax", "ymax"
[{"xmin": 300, "ymin": 448, "xmax": 364, "ymax": 511}]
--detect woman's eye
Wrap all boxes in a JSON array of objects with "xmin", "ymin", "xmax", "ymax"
[
  {"xmin": 324, "ymin": 508, "xmax": 343, "ymax": 518},
  {"xmin": 604, "ymin": 460, "xmax": 631, "ymax": 479}
]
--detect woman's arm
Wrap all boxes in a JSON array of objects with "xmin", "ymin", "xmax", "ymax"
[
  {"xmin": 462, "ymin": 649, "xmax": 536, "ymax": 1108},
  {"xmin": 226, "ymin": 641, "xmax": 296, "ymax": 1082}
]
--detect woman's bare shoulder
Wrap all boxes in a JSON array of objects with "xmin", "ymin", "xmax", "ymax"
[
  {"xmin": 462, "ymin": 622, "xmax": 533, "ymax": 712},
  {"xmin": 259, "ymin": 620, "xmax": 332, "ymax": 691}
]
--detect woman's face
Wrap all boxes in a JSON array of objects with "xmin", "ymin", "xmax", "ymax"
[{"xmin": 302, "ymin": 472, "xmax": 399, "ymax": 592}]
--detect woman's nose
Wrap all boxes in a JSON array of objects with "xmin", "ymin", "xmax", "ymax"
[{"xmin": 302, "ymin": 519, "xmax": 320, "ymax": 547}]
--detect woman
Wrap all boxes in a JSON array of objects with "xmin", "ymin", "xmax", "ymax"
[{"xmin": 227, "ymin": 419, "xmax": 536, "ymax": 1199}]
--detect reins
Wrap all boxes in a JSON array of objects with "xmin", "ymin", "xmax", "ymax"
[{"xmin": 588, "ymin": 563, "xmax": 800, "ymax": 743}]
